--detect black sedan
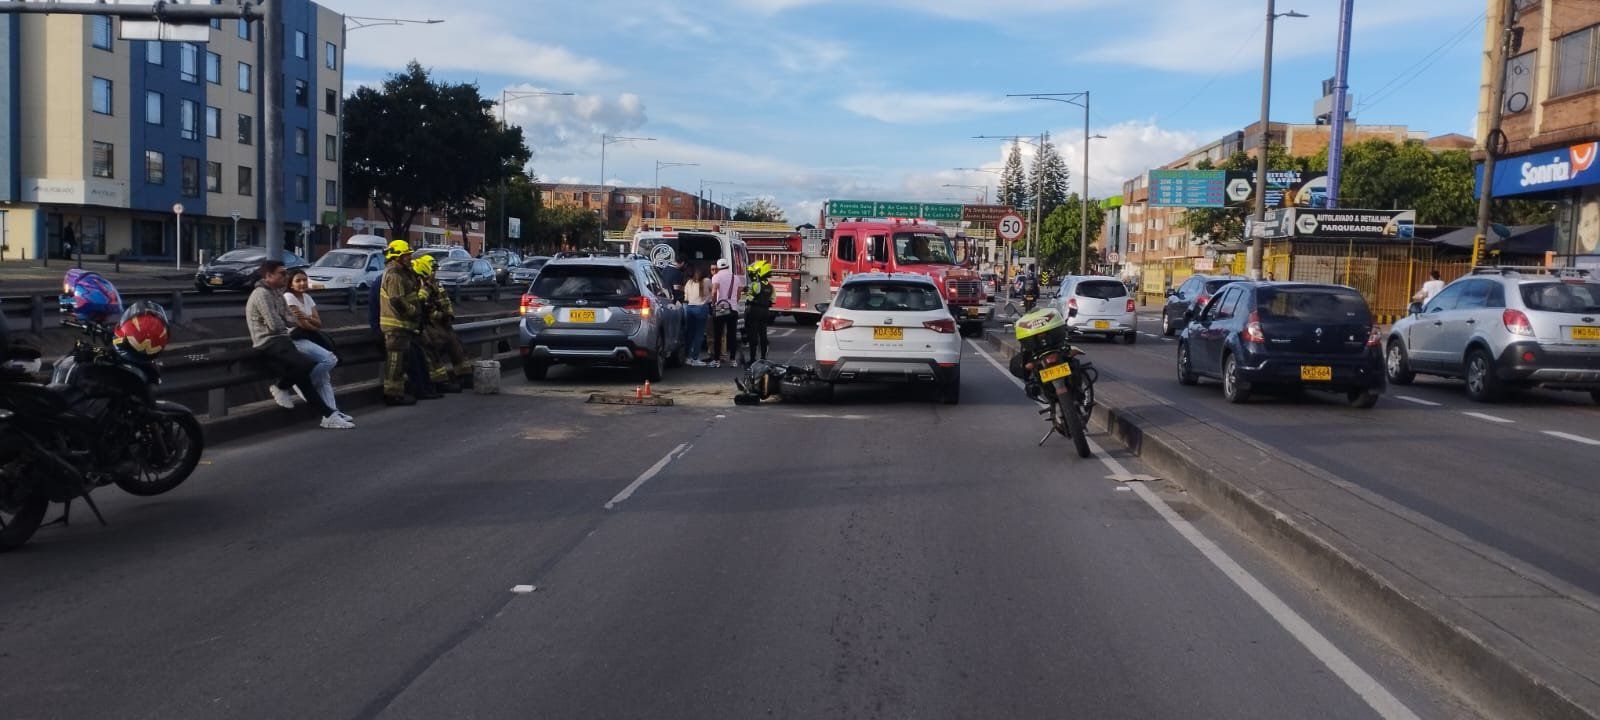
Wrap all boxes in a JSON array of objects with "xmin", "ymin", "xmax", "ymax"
[
  {"xmin": 435, "ymin": 258, "xmax": 498, "ymax": 297},
  {"xmin": 1176, "ymin": 282, "xmax": 1385, "ymax": 408},
  {"xmin": 194, "ymin": 248, "xmax": 309, "ymax": 292},
  {"xmin": 481, "ymin": 250, "xmax": 523, "ymax": 286},
  {"xmin": 1161, "ymin": 273, "xmax": 1247, "ymax": 336}
]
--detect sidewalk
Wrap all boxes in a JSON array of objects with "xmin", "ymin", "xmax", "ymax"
[
  {"xmin": 984, "ymin": 328, "xmax": 1600, "ymax": 720},
  {"xmin": 0, "ymin": 258, "xmax": 194, "ymax": 293}
]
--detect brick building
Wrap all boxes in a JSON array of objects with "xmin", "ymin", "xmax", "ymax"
[{"xmin": 538, "ymin": 183, "xmax": 730, "ymax": 231}]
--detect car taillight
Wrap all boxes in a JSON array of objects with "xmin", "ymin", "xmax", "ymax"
[
  {"xmin": 1503, "ymin": 309, "xmax": 1534, "ymax": 337},
  {"xmin": 1366, "ymin": 325, "xmax": 1382, "ymax": 347},
  {"xmin": 1126, "ymin": 298, "xmax": 1136, "ymax": 313},
  {"xmin": 519, "ymin": 294, "xmax": 546, "ymax": 316},
  {"xmin": 625, "ymin": 296, "xmax": 652, "ymax": 318},
  {"xmin": 820, "ymin": 316, "xmax": 854, "ymax": 331},
  {"xmin": 1067, "ymin": 298, "xmax": 1078, "ymax": 310},
  {"xmin": 1242, "ymin": 311, "xmax": 1265, "ymax": 344},
  {"xmin": 1196, "ymin": 294, "xmax": 1211, "ymax": 308},
  {"xmin": 922, "ymin": 318, "xmax": 956, "ymax": 334}
]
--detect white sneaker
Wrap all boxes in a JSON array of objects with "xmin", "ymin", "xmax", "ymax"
[
  {"xmin": 334, "ymin": 411, "xmax": 355, "ymax": 422},
  {"xmin": 269, "ymin": 386, "xmax": 296, "ymax": 409},
  {"xmin": 320, "ymin": 415, "xmax": 355, "ymax": 429},
  {"xmin": 294, "ymin": 387, "xmax": 307, "ymax": 403}
]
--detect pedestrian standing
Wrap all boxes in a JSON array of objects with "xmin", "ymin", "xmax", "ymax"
[
  {"xmin": 709, "ymin": 258, "xmax": 739, "ymax": 368},
  {"xmin": 743, "ymin": 260, "xmax": 774, "ymax": 364},
  {"xmin": 246, "ymin": 261, "xmax": 349, "ymax": 429},
  {"xmin": 61, "ymin": 222, "xmax": 76, "ymax": 260},
  {"xmin": 284, "ymin": 269, "xmax": 352, "ymax": 425},
  {"xmin": 683, "ymin": 265, "xmax": 711, "ymax": 366},
  {"xmin": 1414, "ymin": 270, "xmax": 1445, "ymax": 306},
  {"xmin": 412, "ymin": 254, "xmax": 471, "ymax": 391},
  {"xmin": 378, "ymin": 240, "xmax": 431, "ymax": 405}
]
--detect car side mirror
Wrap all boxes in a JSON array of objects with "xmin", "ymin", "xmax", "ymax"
[
  {"xmin": 814, "ymin": 303, "xmax": 830, "ymax": 314},
  {"xmin": 1183, "ymin": 307, "xmax": 1197, "ymax": 322},
  {"xmin": 1166, "ymin": 289, "xmax": 1177, "ymax": 298},
  {"xmin": 1408, "ymin": 301, "xmax": 1424, "ymax": 315}
]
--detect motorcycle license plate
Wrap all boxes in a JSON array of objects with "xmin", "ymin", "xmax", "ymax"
[
  {"xmin": 208, "ymin": 277, "xmax": 223, "ymax": 286},
  {"xmin": 1300, "ymin": 365, "xmax": 1333, "ymax": 381},
  {"xmin": 1093, "ymin": 320, "xmax": 1110, "ymax": 329},
  {"xmin": 1039, "ymin": 363, "xmax": 1072, "ymax": 383},
  {"xmin": 568, "ymin": 309, "xmax": 597, "ymax": 323},
  {"xmin": 874, "ymin": 327, "xmax": 903, "ymax": 341},
  {"xmin": 1570, "ymin": 326, "xmax": 1600, "ymax": 341}
]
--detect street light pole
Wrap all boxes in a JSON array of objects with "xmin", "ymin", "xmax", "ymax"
[
  {"xmin": 496, "ymin": 89, "xmax": 573, "ymax": 251},
  {"xmin": 1251, "ymin": 2, "xmax": 1308, "ymax": 278},
  {"xmin": 1009, "ymin": 92, "xmax": 1096, "ymax": 273}
]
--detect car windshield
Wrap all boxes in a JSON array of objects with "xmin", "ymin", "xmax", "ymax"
[
  {"xmin": 216, "ymin": 249, "xmax": 264, "ymax": 263},
  {"xmin": 836, "ymin": 281, "xmax": 943, "ymax": 311},
  {"xmin": 1074, "ymin": 280, "xmax": 1126, "ymax": 299},
  {"xmin": 892, "ymin": 232, "xmax": 954, "ymax": 265},
  {"xmin": 314, "ymin": 252, "xmax": 368, "ymax": 270},
  {"xmin": 530, "ymin": 266, "xmax": 639, "ymax": 299},
  {"xmin": 1204, "ymin": 278, "xmax": 1242, "ymax": 294},
  {"xmin": 1520, "ymin": 282, "xmax": 1600, "ymax": 313},
  {"xmin": 439, "ymin": 260, "xmax": 471, "ymax": 272},
  {"xmin": 1257, "ymin": 287, "xmax": 1371, "ymax": 322},
  {"xmin": 519, "ymin": 258, "xmax": 549, "ymax": 269}
]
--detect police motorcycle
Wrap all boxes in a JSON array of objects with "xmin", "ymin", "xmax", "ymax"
[
  {"xmin": 1009, "ymin": 307, "xmax": 1096, "ymax": 458},
  {"xmin": 0, "ymin": 271, "xmax": 203, "ymax": 552}
]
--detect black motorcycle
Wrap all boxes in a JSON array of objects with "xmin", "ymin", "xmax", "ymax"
[
  {"xmin": 1010, "ymin": 329, "xmax": 1097, "ymax": 459},
  {"xmin": 0, "ymin": 319, "xmax": 203, "ymax": 552}
]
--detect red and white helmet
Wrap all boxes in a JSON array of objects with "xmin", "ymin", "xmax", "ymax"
[{"xmin": 112, "ymin": 301, "xmax": 171, "ymax": 360}]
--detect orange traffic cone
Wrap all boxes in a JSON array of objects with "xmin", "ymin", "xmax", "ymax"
[
  {"xmin": 643, "ymin": 380, "xmax": 653, "ymax": 397},
  {"xmin": 634, "ymin": 385, "xmax": 643, "ymax": 399}
]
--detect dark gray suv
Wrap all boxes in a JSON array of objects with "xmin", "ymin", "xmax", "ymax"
[{"xmin": 517, "ymin": 254, "xmax": 685, "ymax": 382}]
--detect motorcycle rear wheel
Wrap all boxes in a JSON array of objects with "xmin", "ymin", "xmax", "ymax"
[
  {"xmin": 114, "ymin": 410, "xmax": 204, "ymax": 497},
  {"xmin": 1061, "ymin": 398, "xmax": 1092, "ymax": 458},
  {"xmin": 0, "ymin": 494, "xmax": 48, "ymax": 552}
]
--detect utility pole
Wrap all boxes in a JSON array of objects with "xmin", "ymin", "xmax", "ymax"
[
  {"xmin": 1475, "ymin": 0, "xmax": 1518, "ymax": 267},
  {"xmin": 261, "ymin": 0, "xmax": 284, "ymax": 258},
  {"xmin": 1325, "ymin": 0, "xmax": 1353, "ymax": 208},
  {"xmin": 1250, "ymin": 1, "xmax": 1307, "ymax": 278}
]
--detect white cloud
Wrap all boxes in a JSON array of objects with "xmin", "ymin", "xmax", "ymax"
[
  {"xmin": 500, "ymin": 86, "xmax": 648, "ymax": 160},
  {"xmin": 336, "ymin": 1, "xmax": 614, "ymax": 84},
  {"xmin": 1057, "ymin": 120, "xmax": 1202, "ymax": 197},
  {"xmin": 838, "ymin": 92, "xmax": 1020, "ymax": 124}
]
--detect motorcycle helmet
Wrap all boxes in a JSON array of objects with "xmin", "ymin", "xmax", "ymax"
[
  {"xmin": 1014, "ymin": 307, "xmax": 1068, "ymax": 355},
  {"xmin": 746, "ymin": 260, "xmax": 773, "ymax": 278},
  {"xmin": 112, "ymin": 301, "xmax": 171, "ymax": 360},
  {"xmin": 60, "ymin": 270, "xmax": 124, "ymax": 324}
]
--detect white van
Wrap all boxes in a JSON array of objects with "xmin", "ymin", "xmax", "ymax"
[{"xmin": 307, "ymin": 234, "xmax": 387, "ymax": 290}]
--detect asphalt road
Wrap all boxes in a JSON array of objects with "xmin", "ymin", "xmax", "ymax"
[
  {"xmin": 1089, "ymin": 309, "xmax": 1600, "ymax": 598},
  {"xmin": 1, "ymin": 323, "xmax": 1470, "ymax": 719}
]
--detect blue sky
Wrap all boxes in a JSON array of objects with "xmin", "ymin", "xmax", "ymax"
[{"xmin": 335, "ymin": 0, "xmax": 1488, "ymax": 222}]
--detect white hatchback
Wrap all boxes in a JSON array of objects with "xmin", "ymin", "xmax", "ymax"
[
  {"xmin": 814, "ymin": 273, "xmax": 963, "ymax": 404},
  {"xmin": 1055, "ymin": 275, "xmax": 1138, "ymax": 344}
]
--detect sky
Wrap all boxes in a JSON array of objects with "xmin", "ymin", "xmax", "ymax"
[{"xmin": 331, "ymin": 0, "xmax": 1489, "ymax": 224}]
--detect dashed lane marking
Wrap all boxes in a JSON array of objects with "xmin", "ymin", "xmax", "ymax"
[
  {"xmin": 604, "ymin": 443, "xmax": 692, "ymax": 509},
  {"xmin": 1462, "ymin": 411, "xmax": 1515, "ymax": 424},
  {"xmin": 1543, "ymin": 431, "xmax": 1600, "ymax": 446},
  {"xmin": 1394, "ymin": 396, "xmax": 1444, "ymax": 407}
]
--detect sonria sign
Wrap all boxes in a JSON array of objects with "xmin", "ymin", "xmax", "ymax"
[{"xmin": 1481, "ymin": 141, "xmax": 1600, "ymax": 198}]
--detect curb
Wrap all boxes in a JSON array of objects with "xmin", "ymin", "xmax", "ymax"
[{"xmin": 982, "ymin": 328, "xmax": 1598, "ymax": 720}]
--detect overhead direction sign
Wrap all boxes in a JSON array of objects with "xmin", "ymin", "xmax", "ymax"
[
  {"xmin": 826, "ymin": 199, "xmax": 969, "ymax": 221},
  {"xmin": 1150, "ymin": 170, "xmax": 1226, "ymax": 207}
]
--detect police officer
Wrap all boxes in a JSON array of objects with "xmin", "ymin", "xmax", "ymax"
[
  {"xmin": 412, "ymin": 254, "xmax": 472, "ymax": 392},
  {"xmin": 743, "ymin": 260, "xmax": 775, "ymax": 365},
  {"xmin": 378, "ymin": 240, "xmax": 429, "ymax": 405}
]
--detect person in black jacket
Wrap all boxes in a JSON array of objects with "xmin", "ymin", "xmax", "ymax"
[{"xmin": 743, "ymin": 260, "xmax": 775, "ymax": 364}]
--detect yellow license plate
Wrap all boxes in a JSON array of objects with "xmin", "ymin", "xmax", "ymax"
[
  {"xmin": 568, "ymin": 309, "xmax": 597, "ymax": 323},
  {"xmin": 1093, "ymin": 320, "xmax": 1111, "ymax": 329},
  {"xmin": 1301, "ymin": 365, "xmax": 1333, "ymax": 381},
  {"xmin": 965, "ymin": 307, "xmax": 982, "ymax": 318},
  {"xmin": 310, "ymin": 283, "xmax": 325, "ymax": 290},
  {"xmin": 1571, "ymin": 326, "xmax": 1600, "ymax": 341},
  {"xmin": 1039, "ymin": 363, "xmax": 1073, "ymax": 383},
  {"xmin": 208, "ymin": 277, "xmax": 223, "ymax": 285},
  {"xmin": 873, "ymin": 327, "xmax": 903, "ymax": 341}
]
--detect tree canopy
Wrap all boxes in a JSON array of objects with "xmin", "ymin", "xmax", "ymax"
[
  {"xmin": 999, "ymin": 142, "xmax": 1028, "ymax": 211},
  {"xmin": 733, "ymin": 197, "xmax": 787, "ymax": 223},
  {"xmin": 1029, "ymin": 135, "xmax": 1070, "ymax": 217},
  {"xmin": 1038, "ymin": 195, "xmax": 1105, "ymax": 274}
]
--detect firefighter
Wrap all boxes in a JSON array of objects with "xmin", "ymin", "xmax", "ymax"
[
  {"xmin": 378, "ymin": 240, "xmax": 430, "ymax": 405},
  {"xmin": 743, "ymin": 260, "xmax": 775, "ymax": 364},
  {"xmin": 412, "ymin": 254, "xmax": 473, "ymax": 392}
]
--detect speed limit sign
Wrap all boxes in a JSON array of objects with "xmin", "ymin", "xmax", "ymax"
[{"xmin": 996, "ymin": 212, "xmax": 1026, "ymax": 241}]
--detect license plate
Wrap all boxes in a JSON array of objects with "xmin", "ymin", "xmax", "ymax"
[
  {"xmin": 1093, "ymin": 320, "xmax": 1111, "ymax": 329},
  {"xmin": 1571, "ymin": 326, "xmax": 1600, "ymax": 341},
  {"xmin": 208, "ymin": 277, "xmax": 223, "ymax": 286},
  {"xmin": 310, "ymin": 283, "xmax": 325, "ymax": 290},
  {"xmin": 568, "ymin": 309, "xmax": 597, "ymax": 323},
  {"xmin": 1039, "ymin": 363, "xmax": 1073, "ymax": 383},
  {"xmin": 964, "ymin": 307, "xmax": 982, "ymax": 318},
  {"xmin": 873, "ymin": 327, "xmax": 903, "ymax": 341},
  {"xmin": 1301, "ymin": 365, "xmax": 1333, "ymax": 381}
]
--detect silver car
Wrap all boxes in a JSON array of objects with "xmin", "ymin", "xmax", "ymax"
[
  {"xmin": 1386, "ymin": 267, "xmax": 1600, "ymax": 403},
  {"xmin": 517, "ymin": 255, "xmax": 685, "ymax": 382},
  {"xmin": 1053, "ymin": 275, "xmax": 1138, "ymax": 344}
]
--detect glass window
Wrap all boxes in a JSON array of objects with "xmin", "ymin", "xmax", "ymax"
[
  {"xmin": 836, "ymin": 281, "xmax": 943, "ymax": 311},
  {"xmin": 205, "ymin": 106, "xmax": 221, "ymax": 138},
  {"xmin": 92, "ymin": 77, "xmax": 112, "ymax": 115},
  {"xmin": 146, "ymin": 41, "xmax": 163, "ymax": 65},
  {"xmin": 180, "ymin": 99, "xmax": 198, "ymax": 140},
  {"xmin": 295, "ymin": 128, "xmax": 307, "ymax": 155},
  {"xmin": 325, "ymin": 134, "xmax": 337, "ymax": 161},
  {"xmin": 1202, "ymin": 287, "xmax": 1237, "ymax": 322},
  {"xmin": 1487, "ymin": 282, "xmax": 1507, "ymax": 309},
  {"xmin": 325, "ymin": 42, "xmax": 338, "ymax": 69},
  {"xmin": 211, "ymin": 0, "xmax": 221, "ymax": 29},
  {"xmin": 145, "ymin": 91, "xmax": 162, "ymax": 125},
  {"xmin": 835, "ymin": 235, "xmax": 857, "ymax": 262},
  {"xmin": 238, "ymin": 114, "xmax": 253, "ymax": 144},
  {"xmin": 294, "ymin": 30, "xmax": 307, "ymax": 58},
  {"xmin": 1424, "ymin": 282, "xmax": 1467, "ymax": 313},
  {"xmin": 530, "ymin": 266, "xmax": 639, "ymax": 299},
  {"xmin": 670, "ymin": 196, "xmax": 682, "ymax": 205},
  {"xmin": 205, "ymin": 52, "xmax": 221, "ymax": 84},
  {"xmin": 892, "ymin": 232, "xmax": 954, "ymax": 264},
  {"xmin": 238, "ymin": 166, "xmax": 253, "ymax": 196},
  {"xmin": 1553, "ymin": 25, "xmax": 1599, "ymax": 97},
  {"xmin": 145, "ymin": 150, "xmax": 165, "ymax": 184},
  {"xmin": 325, "ymin": 179, "xmax": 337, "ymax": 206},
  {"xmin": 324, "ymin": 88, "xmax": 337, "ymax": 114},
  {"xmin": 206, "ymin": 161, "xmax": 222, "ymax": 193},
  {"xmin": 238, "ymin": 62, "xmax": 252, "ymax": 93},
  {"xmin": 295, "ymin": 175, "xmax": 308, "ymax": 202},
  {"xmin": 91, "ymin": 16, "xmax": 112, "ymax": 50},
  {"xmin": 1456, "ymin": 280, "xmax": 1493, "ymax": 310},
  {"xmin": 294, "ymin": 80, "xmax": 308, "ymax": 107},
  {"xmin": 867, "ymin": 234, "xmax": 889, "ymax": 262},
  {"xmin": 93, "ymin": 142, "xmax": 114, "ymax": 178},
  {"xmin": 1258, "ymin": 287, "xmax": 1372, "ymax": 322},
  {"xmin": 1073, "ymin": 280, "xmax": 1128, "ymax": 300},
  {"xmin": 181, "ymin": 156, "xmax": 200, "ymax": 197},
  {"xmin": 180, "ymin": 43, "xmax": 198, "ymax": 82},
  {"xmin": 238, "ymin": 19, "xmax": 251, "ymax": 40},
  {"xmin": 1520, "ymin": 282, "xmax": 1600, "ymax": 312}
]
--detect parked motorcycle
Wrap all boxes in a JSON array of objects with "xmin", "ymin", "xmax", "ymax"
[
  {"xmin": 0, "ymin": 271, "xmax": 203, "ymax": 552},
  {"xmin": 1010, "ymin": 307, "xmax": 1096, "ymax": 458}
]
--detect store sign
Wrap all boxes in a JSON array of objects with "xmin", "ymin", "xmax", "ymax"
[
  {"xmin": 22, "ymin": 178, "xmax": 128, "ymax": 207},
  {"xmin": 961, "ymin": 204, "xmax": 1017, "ymax": 223},
  {"xmin": 1477, "ymin": 142, "xmax": 1600, "ymax": 197},
  {"xmin": 1261, "ymin": 208, "xmax": 1416, "ymax": 239}
]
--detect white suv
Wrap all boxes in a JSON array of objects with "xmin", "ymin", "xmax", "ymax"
[
  {"xmin": 814, "ymin": 272, "xmax": 963, "ymax": 404},
  {"xmin": 1055, "ymin": 276, "xmax": 1138, "ymax": 343}
]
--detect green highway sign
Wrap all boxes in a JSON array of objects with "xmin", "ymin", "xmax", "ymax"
[
  {"xmin": 920, "ymin": 203, "xmax": 963, "ymax": 221},
  {"xmin": 826, "ymin": 199, "xmax": 968, "ymax": 221},
  {"xmin": 826, "ymin": 200, "xmax": 877, "ymax": 217}
]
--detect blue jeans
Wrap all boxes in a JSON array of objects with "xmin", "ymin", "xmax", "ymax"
[
  {"xmin": 293, "ymin": 338, "xmax": 340, "ymax": 413},
  {"xmin": 684, "ymin": 303, "xmax": 710, "ymax": 361}
]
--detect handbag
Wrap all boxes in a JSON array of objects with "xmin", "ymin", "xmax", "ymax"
[{"xmin": 290, "ymin": 327, "xmax": 339, "ymax": 356}]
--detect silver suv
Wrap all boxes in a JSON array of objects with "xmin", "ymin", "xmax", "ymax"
[
  {"xmin": 1386, "ymin": 267, "xmax": 1600, "ymax": 403},
  {"xmin": 517, "ymin": 254, "xmax": 685, "ymax": 382}
]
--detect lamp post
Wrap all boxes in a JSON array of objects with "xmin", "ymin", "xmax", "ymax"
[
  {"xmin": 1250, "ymin": 2, "xmax": 1308, "ymax": 278},
  {"xmin": 1008, "ymin": 92, "xmax": 1098, "ymax": 274},
  {"xmin": 942, "ymin": 184, "xmax": 988, "ymax": 203},
  {"xmin": 697, "ymin": 180, "xmax": 735, "ymax": 221},
  {"xmin": 496, "ymin": 88, "xmax": 574, "ymax": 250}
]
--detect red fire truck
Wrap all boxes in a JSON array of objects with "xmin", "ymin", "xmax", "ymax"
[{"xmin": 824, "ymin": 219, "xmax": 988, "ymax": 336}]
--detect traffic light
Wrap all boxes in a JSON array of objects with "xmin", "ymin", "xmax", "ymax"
[{"xmin": 1471, "ymin": 234, "xmax": 1485, "ymax": 266}]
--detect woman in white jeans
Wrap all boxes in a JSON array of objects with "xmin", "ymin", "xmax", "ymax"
[{"xmin": 284, "ymin": 269, "xmax": 353, "ymax": 427}]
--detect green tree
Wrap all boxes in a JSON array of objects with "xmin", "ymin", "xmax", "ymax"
[
  {"xmin": 1029, "ymin": 135, "xmax": 1070, "ymax": 217},
  {"xmin": 999, "ymin": 142, "xmax": 1028, "ymax": 210},
  {"xmin": 733, "ymin": 197, "xmax": 786, "ymax": 222},
  {"xmin": 344, "ymin": 61, "xmax": 531, "ymax": 243},
  {"xmin": 483, "ymin": 174, "xmax": 543, "ymax": 251},
  {"xmin": 532, "ymin": 204, "xmax": 602, "ymax": 252},
  {"xmin": 1180, "ymin": 146, "xmax": 1318, "ymax": 244},
  {"xmin": 1038, "ymin": 195, "xmax": 1105, "ymax": 274}
]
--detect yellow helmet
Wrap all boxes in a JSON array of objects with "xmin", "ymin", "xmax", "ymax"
[
  {"xmin": 411, "ymin": 254, "xmax": 435, "ymax": 276},
  {"xmin": 746, "ymin": 260, "xmax": 773, "ymax": 278},
  {"xmin": 384, "ymin": 239, "xmax": 412, "ymax": 260}
]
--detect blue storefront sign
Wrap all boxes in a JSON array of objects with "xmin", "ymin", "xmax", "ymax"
[{"xmin": 1475, "ymin": 141, "xmax": 1600, "ymax": 197}]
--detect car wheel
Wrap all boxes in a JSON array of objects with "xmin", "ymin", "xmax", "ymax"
[
  {"xmin": 1162, "ymin": 312, "xmax": 1175, "ymax": 337},
  {"xmin": 1385, "ymin": 341, "xmax": 1416, "ymax": 385},
  {"xmin": 1347, "ymin": 389, "xmax": 1381, "ymax": 409},
  {"xmin": 1591, "ymin": 390, "xmax": 1600, "ymax": 405},
  {"xmin": 940, "ymin": 368, "xmax": 961, "ymax": 405},
  {"xmin": 196, "ymin": 284, "xmax": 213, "ymax": 294},
  {"xmin": 1124, "ymin": 331, "xmax": 1138, "ymax": 345},
  {"xmin": 1176, "ymin": 342, "xmax": 1199, "ymax": 386},
  {"xmin": 1464, "ymin": 349, "xmax": 1503, "ymax": 402},
  {"xmin": 523, "ymin": 361, "xmax": 549, "ymax": 381},
  {"xmin": 1222, "ymin": 353, "xmax": 1251, "ymax": 403}
]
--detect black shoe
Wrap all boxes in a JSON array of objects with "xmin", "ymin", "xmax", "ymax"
[
  {"xmin": 383, "ymin": 394, "xmax": 417, "ymax": 406},
  {"xmin": 436, "ymin": 381, "xmax": 463, "ymax": 394},
  {"xmin": 417, "ymin": 389, "xmax": 444, "ymax": 400}
]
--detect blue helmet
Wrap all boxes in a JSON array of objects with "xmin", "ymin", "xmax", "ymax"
[{"xmin": 60, "ymin": 270, "xmax": 124, "ymax": 324}]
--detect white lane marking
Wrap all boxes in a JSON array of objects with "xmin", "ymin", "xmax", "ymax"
[
  {"xmin": 769, "ymin": 328, "xmax": 795, "ymax": 337},
  {"xmin": 964, "ymin": 338, "xmax": 1423, "ymax": 720},
  {"xmin": 604, "ymin": 443, "xmax": 692, "ymax": 509},
  {"xmin": 1462, "ymin": 411, "xmax": 1515, "ymax": 424},
  {"xmin": 1394, "ymin": 395, "xmax": 1443, "ymax": 407},
  {"xmin": 1543, "ymin": 431, "xmax": 1600, "ymax": 446}
]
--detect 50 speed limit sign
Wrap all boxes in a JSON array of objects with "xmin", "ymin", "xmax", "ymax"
[{"xmin": 996, "ymin": 212, "xmax": 1026, "ymax": 241}]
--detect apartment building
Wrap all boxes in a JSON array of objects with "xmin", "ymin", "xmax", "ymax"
[{"xmin": 539, "ymin": 183, "xmax": 730, "ymax": 231}]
